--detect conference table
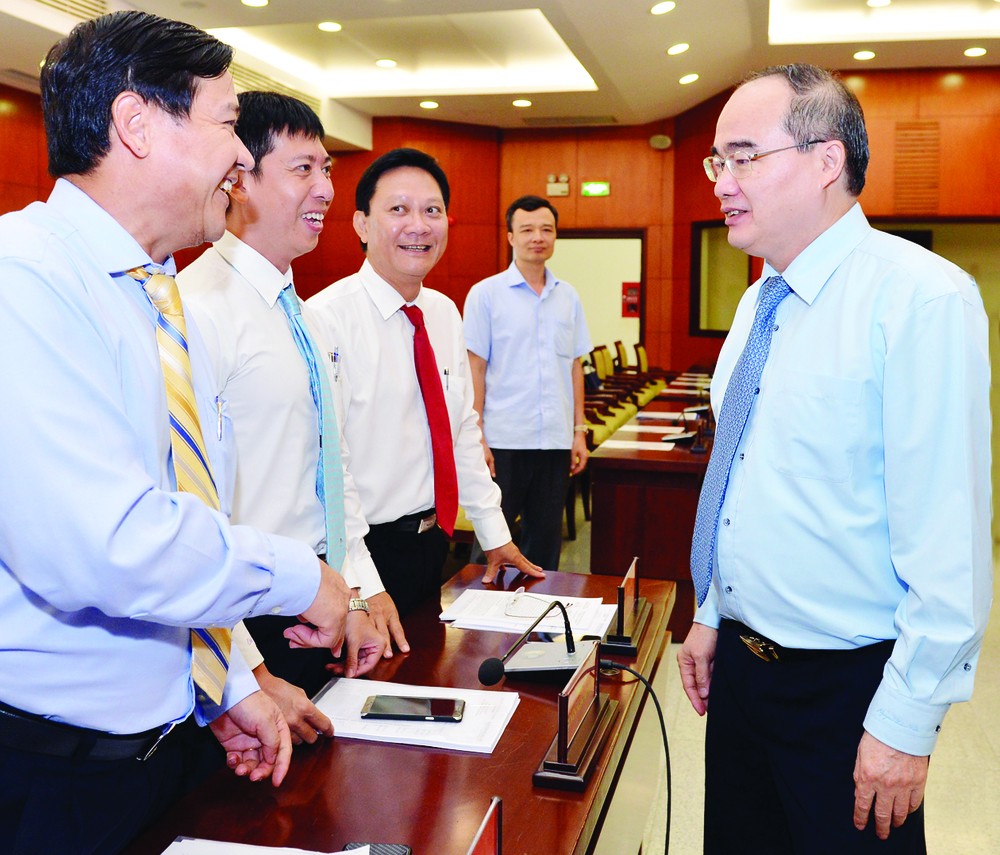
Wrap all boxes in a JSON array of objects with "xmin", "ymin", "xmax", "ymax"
[
  {"xmin": 589, "ymin": 388, "xmax": 711, "ymax": 640},
  {"xmin": 127, "ymin": 566, "xmax": 675, "ymax": 855}
]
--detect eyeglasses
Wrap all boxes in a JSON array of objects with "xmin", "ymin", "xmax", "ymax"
[
  {"xmin": 504, "ymin": 586, "xmax": 572, "ymax": 620},
  {"xmin": 702, "ymin": 140, "xmax": 826, "ymax": 183}
]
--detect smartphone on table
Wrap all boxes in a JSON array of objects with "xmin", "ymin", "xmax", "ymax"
[{"xmin": 360, "ymin": 694, "xmax": 465, "ymax": 722}]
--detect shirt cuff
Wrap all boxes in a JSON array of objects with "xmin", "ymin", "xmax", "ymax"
[
  {"xmin": 350, "ymin": 552, "xmax": 386, "ymax": 599},
  {"xmin": 193, "ymin": 638, "xmax": 258, "ymax": 725},
  {"xmin": 863, "ymin": 681, "xmax": 949, "ymax": 756},
  {"xmin": 469, "ymin": 507, "xmax": 511, "ymax": 552},
  {"xmin": 232, "ymin": 621, "xmax": 264, "ymax": 671},
  {"xmin": 250, "ymin": 534, "xmax": 323, "ymax": 620},
  {"xmin": 693, "ymin": 585, "xmax": 721, "ymax": 629}
]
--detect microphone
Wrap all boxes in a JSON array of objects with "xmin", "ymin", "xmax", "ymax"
[{"xmin": 478, "ymin": 599, "xmax": 576, "ymax": 686}]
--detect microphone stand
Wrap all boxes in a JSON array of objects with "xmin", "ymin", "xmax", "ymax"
[{"xmin": 479, "ymin": 599, "xmax": 575, "ymax": 685}]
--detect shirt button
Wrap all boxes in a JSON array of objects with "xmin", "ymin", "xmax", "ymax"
[
  {"xmin": 964, "ymin": 662, "xmax": 972, "ymax": 672},
  {"xmin": 722, "ymin": 518, "xmax": 730, "ymax": 526},
  {"xmin": 725, "ymin": 586, "xmax": 733, "ymax": 594},
  {"xmin": 754, "ymin": 387, "xmax": 760, "ymax": 395},
  {"xmin": 739, "ymin": 453, "xmax": 745, "ymax": 461},
  {"xmin": 271, "ymin": 606, "xmax": 282, "ymax": 615},
  {"xmin": 773, "ymin": 324, "xmax": 779, "ymax": 332}
]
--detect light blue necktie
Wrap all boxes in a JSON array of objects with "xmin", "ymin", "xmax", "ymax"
[
  {"xmin": 277, "ymin": 284, "xmax": 347, "ymax": 571},
  {"xmin": 690, "ymin": 275, "xmax": 792, "ymax": 606}
]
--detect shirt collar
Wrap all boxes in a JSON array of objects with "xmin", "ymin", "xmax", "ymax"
[
  {"xmin": 50, "ymin": 178, "xmax": 176, "ymax": 277},
  {"xmin": 504, "ymin": 259, "xmax": 558, "ymax": 296},
  {"xmin": 762, "ymin": 203, "xmax": 869, "ymax": 306},
  {"xmin": 213, "ymin": 230, "xmax": 293, "ymax": 306},
  {"xmin": 359, "ymin": 258, "xmax": 422, "ymax": 320}
]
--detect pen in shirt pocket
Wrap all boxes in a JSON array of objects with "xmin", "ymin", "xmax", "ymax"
[
  {"xmin": 329, "ymin": 348, "xmax": 340, "ymax": 381},
  {"xmin": 443, "ymin": 367, "xmax": 450, "ymax": 390},
  {"xmin": 215, "ymin": 395, "xmax": 223, "ymax": 441}
]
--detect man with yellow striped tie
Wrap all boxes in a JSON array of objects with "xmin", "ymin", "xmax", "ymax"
[{"xmin": 0, "ymin": 12, "xmax": 352, "ymax": 854}]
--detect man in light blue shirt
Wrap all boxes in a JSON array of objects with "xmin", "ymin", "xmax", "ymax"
[
  {"xmin": 0, "ymin": 13, "xmax": 351, "ymax": 852},
  {"xmin": 464, "ymin": 196, "xmax": 592, "ymax": 571},
  {"xmin": 678, "ymin": 65, "xmax": 991, "ymax": 853}
]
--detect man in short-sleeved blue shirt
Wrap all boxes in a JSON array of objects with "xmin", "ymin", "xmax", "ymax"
[{"xmin": 464, "ymin": 196, "xmax": 591, "ymax": 571}]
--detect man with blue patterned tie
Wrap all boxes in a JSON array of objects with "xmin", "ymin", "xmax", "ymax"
[
  {"xmin": 678, "ymin": 64, "xmax": 991, "ymax": 853},
  {"xmin": 179, "ymin": 92, "xmax": 392, "ymax": 742},
  {"xmin": 0, "ymin": 13, "xmax": 353, "ymax": 852}
]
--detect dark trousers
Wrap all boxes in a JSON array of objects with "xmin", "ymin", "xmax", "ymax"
[
  {"xmin": 244, "ymin": 614, "xmax": 335, "ymax": 697},
  {"xmin": 472, "ymin": 448, "xmax": 571, "ymax": 572},
  {"xmin": 0, "ymin": 716, "xmax": 221, "ymax": 855},
  {"xmin": 364, "ymin": 524, "xmax": 449, "ymax": 617},
  {"xmin": 704, "ymin": 620, "xmax": 926, "ymax": 855}
]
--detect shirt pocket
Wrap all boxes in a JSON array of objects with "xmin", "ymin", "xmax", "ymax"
[
  {"xmin": 769, "ymin": 370, "xmax": 862, "ymax": 483},
  {"xmin": 442, "ymin": 373, "xmax": 466, "ymax": 439},
  {"xmin": 554, "ymin": 320, "xmax": 576, "ymax": 359},
  {"xmin": 201, "ymin": 394, "xmax": 236, "ymax": 516}
]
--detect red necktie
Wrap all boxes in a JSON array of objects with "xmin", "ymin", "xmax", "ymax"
[{"xmin": 400, "ymin": 304, "xmax": 459, "ymax": 535}]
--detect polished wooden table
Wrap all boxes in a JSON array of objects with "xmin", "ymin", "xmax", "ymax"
[
  {"xmin": 589, "ymin": 395, "xmax": 710, "ymax": 640},
  {"xmin": 127, "ymin": 567, "xmax": 674, "ymax": 855}
]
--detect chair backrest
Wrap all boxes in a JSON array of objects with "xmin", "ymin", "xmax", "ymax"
[
  {"xmin": 590, "ymin": 346, "xmax": 611, "ymax": 380},
  {"xmin": 635, "ymin": 342, "xmax": 649, "ymax": 372},
  {"xmin": 614, "ymin": 340, "xmax": 629, "ymax": 369}
]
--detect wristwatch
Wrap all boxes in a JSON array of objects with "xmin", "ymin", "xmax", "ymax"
[{"xmin": 348, "ymin": 597, "xmax": 370, "ymax": 614}]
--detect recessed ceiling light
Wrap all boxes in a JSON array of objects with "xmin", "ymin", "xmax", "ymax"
[
  {"xmin": 318, "ymin": 22, "xmax": 342, "ymax": 33},
  {"xmin": 866, "ymin": 0, "xmax": 891, "ymax": 7},
  {"xmin": 419, "ymin": 101, "xmax": 439, "ymax": 110},
  {"xmin": 965, "ymin": 47, "xmax": 987, "ymax": 58},
  {"xmin": 854, "ymin": 50, "xmax": 876, "ymax": 61},
  {"xmin": 679, "ymin": 73, "xmax": 699, "ymax": 85},
  {"xmin": 375, "ymin": 59, "xmax": 397, "ymax": 69},
  {"xmin": 241, "ymin": 0, "xmax": 268, "ymax": 7},
  {"xmin": 667, "ymin": 43, "xmax": 689, "ymax": 56},
  {"xmin": 512, "ymin": 99, "xmax": 532, "ymax": 108},
  {"xmin": 651, "ymin": 2, "xmax": 676, "ymax": 14}
]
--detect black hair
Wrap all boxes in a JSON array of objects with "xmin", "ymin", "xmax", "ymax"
[
  {"xmin": 505, "ymin": 195, "xmax": 559, "ymax": 232},
  {"xmin": 41, "ymin": 10, "xmax": 232, "ymax": 177},
  {"xmin": 236, "ymin": 91, "xmax": 325, "ymax": 178},
  {"xmin": 741, "ymin": 64, "xmax": 870, "ymax": 196},
  {"xmin": 354, "ymin": 148, "xmax": 450, "ymax": 251}
]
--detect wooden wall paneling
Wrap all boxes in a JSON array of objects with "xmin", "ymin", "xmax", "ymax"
[
  {"xmin": 939, "ymin": 116, "xmax": 1000, "ymax": 216},
  {"xmin": 0, "ymin": 84, "xmax": 53, "ymax": 216},
  {"xmin": 499, "ymin": 130, "xmax": 579, "ymax": 224},
  {"xmin": 915, "ymin": 68, "xmax": 1000, "ymax": 118}
]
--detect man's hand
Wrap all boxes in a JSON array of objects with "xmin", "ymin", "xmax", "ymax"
[
  {"xmin": 853, "ymin": 731, "xmax": 928, "ymax": 839},
  {"xmin": 284, "ymin": 559, "xmax": 351, "ymax": 653},
  {"xmin": 482, "ymin": 541, "xmax": 545, "ymax": 584},
  {"xmin": 327, "ymin": 609, "xmax": 387, "ymax": 678},
  {"xmin": 569, "ymin": 431, "xmax": 589, "ymax": 476},
  {"xmin": 209, "ymin": 690, "xmax": 292, "ymax": 786},
  {"xmin": 481, "ymin": 437, "xmax": 496, "ymax": 478},
  {"xmin": 252, "ymin": 663, "xmax": 333, "ymax": 746},
  {"xmin": 677, "ymin": 622, "xmax": 717, "ymax": 715},
  {"xmin": 367, "ymin": 591, "xmax": 410, "ymax": 656}
]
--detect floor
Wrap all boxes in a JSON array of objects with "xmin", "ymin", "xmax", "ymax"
[{"xmin": 546, "ymin": 503, "xmax": 1000, "ymax": 855}]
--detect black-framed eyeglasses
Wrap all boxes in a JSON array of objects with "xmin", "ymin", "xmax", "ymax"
[{"xmin": 703, "ymin": 140, "xmax": 826, "ymax": 183}]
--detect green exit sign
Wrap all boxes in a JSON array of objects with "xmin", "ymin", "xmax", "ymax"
[{"xmin": 581, "ymin": 181, "xmax": 610, "ymax": 197}]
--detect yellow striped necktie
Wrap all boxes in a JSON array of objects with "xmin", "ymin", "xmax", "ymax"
[{"xmin": 129, "ymin": 267, "xmax": 231, "ymax": 707}]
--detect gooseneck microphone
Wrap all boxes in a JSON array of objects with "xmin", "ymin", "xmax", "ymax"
[{"xmin": 478, "ymin": 599, "xmax": 575, "ymax": 686}]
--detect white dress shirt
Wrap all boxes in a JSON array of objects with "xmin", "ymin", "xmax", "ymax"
[
  {"xmin": 695, "ymin": 203, "xmax": 992, "ymax": 756},
  {"xmin": 178, "ymin": 232, "xmax": 383, "ymax": 611},
  {"xmin": 307, "ymin": 260, "xmax": 510, "ymax": 549}
]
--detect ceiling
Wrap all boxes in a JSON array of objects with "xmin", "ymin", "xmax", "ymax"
[{"xmin": 2, "ymin": 0, "xmax": 998, "ymax": 150}]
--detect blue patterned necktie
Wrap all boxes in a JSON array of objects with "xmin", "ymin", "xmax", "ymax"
[
  {"xmin": 277, "ymin": 284, "xmax": 347, "ymax": 571},
  {"xmin": 690, "ymin": 275, "xmax": 792, "ymax": 606}
]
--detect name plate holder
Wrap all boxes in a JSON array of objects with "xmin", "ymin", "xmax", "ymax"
[
  {"xmin": 600, "ymin": 557, "xmax": 650, "ymax": 657},
  {"xmin": 533, "ymin": 640, "xmax": 618, "ymax": 791}
]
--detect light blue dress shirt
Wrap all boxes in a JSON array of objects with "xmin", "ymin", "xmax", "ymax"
[
  {"xmin": 464, "ymin": 261, "xmax": 592, "ymax": 450},
  {"xmin": 0, "ymin": 180, "xmax": 321, "ymax": 733},
  {"xmin": 695, "ymin": 203, "xmax": 992, "ymax": 756}
]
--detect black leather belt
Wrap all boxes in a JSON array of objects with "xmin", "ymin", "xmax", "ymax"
[
  {"xmin": 368, "ymin": 508, "xmax": 438, "ymax": 535},
  {"xmin": 0, "ymin": 701, "xmax": 173, "ymax": 762},
  {"xmin": 725, "ymin": 620, "xmax": 892, "ymax": 664}
]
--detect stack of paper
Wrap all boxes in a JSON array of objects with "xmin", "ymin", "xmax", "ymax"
[
  {"xmin": 440, "ymin": 589, "xmax": 615, "ymax": 637},
  {"xmin": 313, "ymin": 679, "xmax": 519, "ymax": 754},
  {"xmin": 162, "ymin": 840, "xmax": 358, "ymax": 854}
]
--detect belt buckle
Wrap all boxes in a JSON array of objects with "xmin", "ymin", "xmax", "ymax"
[
  {"xmin": 137, "ymin": 721, "xmax": 176, "ymax": 762},
  {"xmin": 740, "ymin": 634, "xmax": 780, "ymax": 662},
  {"xmin": 417, "ymin": 513, "xmax": 437, "ymax": 534}
]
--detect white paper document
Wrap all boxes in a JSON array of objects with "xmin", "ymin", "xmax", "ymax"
[
  {"xmin": 440, "ymin": 588, "xmax": 615, "ymax": 637},
  {"xmin": 162, "ymin": 839, "xmax": 356, "ymax": 854},
  {"xmin": 602, "ymin": 439, "xmax": 676, "ymax": 451},
  {"xmin": 617, "ymin": 423, "xmax": 686, "ymax": 435},
  {"xmin": 313, "ymin": 678, "xmax": 519, "ymax": 754},
  {"xmin": 635, "ymin": 410, "xmax": 684, "ymax": 420}
]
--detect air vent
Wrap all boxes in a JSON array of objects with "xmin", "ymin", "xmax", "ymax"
[
  {"xmin": 522, "ymin": 116, "xmax": 618, "ymax": 128},
  {"xmin": 894, "ymin": 121, "xmax": 939, "ymax": 215},
  {"xmin": 35, "ymin": 0, "xmax": 108, "ymax": 17},
  {"xmin": 229, "ymin": 63, "xmax": 321, "ymax": 114}
]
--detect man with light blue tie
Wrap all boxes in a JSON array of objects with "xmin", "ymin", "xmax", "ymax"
[
  {"xmin": 678, "ymin": 64, "xmax": 991, "ymax": 853},
  {"xmin": 179, "ymin": 93, "xmax": 397, "ymax": 741}
]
